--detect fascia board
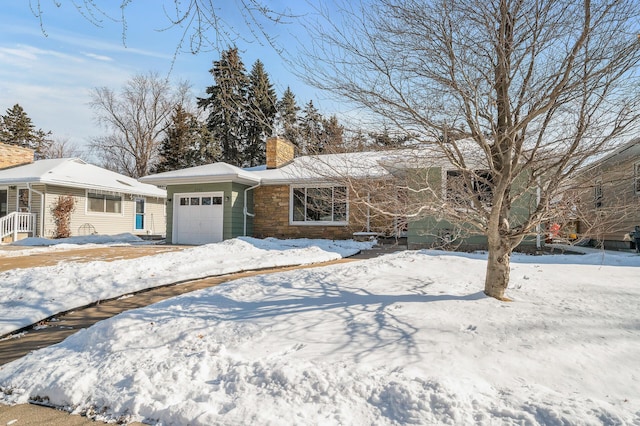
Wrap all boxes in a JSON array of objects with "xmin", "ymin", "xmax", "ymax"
[{"xmin": 141, "ymin": 174, "xmax": 261, "ymax": 186}]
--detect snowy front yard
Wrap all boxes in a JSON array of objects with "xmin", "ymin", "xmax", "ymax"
[
  {"xmin": 0, "ymin": 237, "xmax": 371, "ymax": 336},
  {"xmin": 1, "ymin": 245, "xmax": 639, "ymax": 425}
]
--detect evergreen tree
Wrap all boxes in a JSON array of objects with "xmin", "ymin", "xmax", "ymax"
[
  {"xmin": 299, "ymin": 100, "xmax": 324, "ymax": 154},
  {"xmin": 321, "ymin": 115, "xmax": 345, "ymax": 153},
  {"xmin": 369, "ymin": 126, "xmax": 414, "ymax": 148},
  {"xmin": 154, "ymin": 105, "xmax": 219, "ymax": 173},
  {"xmin": 276, "ymin": 87, "xmax": 300, "ymax": 150},
  {"xmin": 246, "ymin": 60, "xmax": 277, "ymax": 167},
  {"xmin": 0, "ymin": 104, "xmax": 52, "ymax": 156},
  {"xmin": 198, "ymin": 47, "xmax": 249, "ymax": 167}
]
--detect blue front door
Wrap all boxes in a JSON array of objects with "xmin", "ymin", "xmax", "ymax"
[{"xmin": 135, "ymin": 198, "xmax": 145, "ymax": 230}]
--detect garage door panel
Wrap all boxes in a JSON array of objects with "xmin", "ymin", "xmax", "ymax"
[{"xmin": 174, "ymin": 192, "xmax": 224, "ymax": 245}]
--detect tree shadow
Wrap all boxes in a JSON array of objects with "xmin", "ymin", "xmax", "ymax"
[{"xmin": 133, "ymin": 271, "xmax": 487, "ymax": 364}]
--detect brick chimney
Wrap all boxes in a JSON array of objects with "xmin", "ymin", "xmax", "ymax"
[
  {"xmin": 266, "ymin": 137, "xmax": 295, "ymax": 169},
  {"xmin": 0, "ymin": 142, "xmax": 34, "ymax": 169}
]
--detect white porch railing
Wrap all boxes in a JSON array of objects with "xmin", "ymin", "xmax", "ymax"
[{"xmin": 0, "ymin": 212, "xmax": 37, "ymax": 241}]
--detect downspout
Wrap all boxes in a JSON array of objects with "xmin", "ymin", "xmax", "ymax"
[
  {"xmin": 243, "ymin": 182, "xmax": 261, "ymax": 236},
  {"xmin": 367, "ymin": 191, "xmax": 371, "ymax": 232},
  {"xmin": 27, "ymin": 183, "xmax": 44, "ymax": 237},
  {"xmin": 535, "ymin": 180, "xmax": 541, "ymax": 250}
]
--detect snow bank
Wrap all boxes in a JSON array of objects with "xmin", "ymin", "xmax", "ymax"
[
  {"xmin": 9, "ymin": 233, "xmax": 145, "ymax": 247},
  {"xmin": 0, "ymin": 233, "xmax": 151, "ymax": 258},
  {"xmin": 0, "ymin": 237, "xmax": 373, "ymax": 336},
  {"xmin": 1, "ymin": 250, "xmax": 638, "ymax": 425}
]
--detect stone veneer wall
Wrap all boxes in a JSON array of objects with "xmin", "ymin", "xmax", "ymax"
[
  {"xmin": 253, "ymin": 185, "xmax": 367, "ymax": 240},
  {"xmin": 0, "ymin": 142, "xmax": 34, "ymax": 169}
]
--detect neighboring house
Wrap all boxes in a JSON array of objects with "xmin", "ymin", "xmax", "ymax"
[
  {"xmin": 141, "ymin": 137, "xmax": 540, "ymax": 249},
  {"xmin": 0, "ymin": 142, "xmax": 34, "ymax": 170},
  {"xmin": 571, "ymin": 138, "xmax": 640, "ymax": 250},
  {"xmin": 0, "ymin": 158, "xmax": 166, "ymax": 242}
]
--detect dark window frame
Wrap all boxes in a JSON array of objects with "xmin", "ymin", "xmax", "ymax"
[{"xmin": 290, "ymin": 185, "xmax": 348, "ymax": 225}]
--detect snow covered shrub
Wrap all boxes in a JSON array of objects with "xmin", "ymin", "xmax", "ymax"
[{"xmin": 51, "ymin": 195, "xmax": 76, "ymax": 239}]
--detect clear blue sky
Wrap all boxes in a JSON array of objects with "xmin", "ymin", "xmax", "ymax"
[{"xmin": 0, "ymin": 1, "xmax": 333, "ymax": 157}]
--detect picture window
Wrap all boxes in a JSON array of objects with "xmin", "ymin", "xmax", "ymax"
[{"xmin": 291, "ymin": 186, "xmax": 348, "ymax": 224}]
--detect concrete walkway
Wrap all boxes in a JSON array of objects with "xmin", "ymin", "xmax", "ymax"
[
  {"xmin": 0, "ymin": 245, "xmax": 188, "ymax": 272},
  {"xmin": 0, "ymin": 403, "xmax": 111, "ymax": 426}
]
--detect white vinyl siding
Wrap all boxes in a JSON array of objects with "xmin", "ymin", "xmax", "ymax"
[{"xmin": 40, "ymin": 185, "xmax": 166, "ymax": 238}]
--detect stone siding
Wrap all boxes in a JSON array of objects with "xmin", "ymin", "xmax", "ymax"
[
  {"xmin": 0, "ymin": 142, "xmax": 34, "ymax": 169},
  {"xmin": 253, "ymin": 185, "xmax": 366, "ymax": 240},
  {"xmin": 266, "ymin": 137, "xmax": 295, "ymax": 169}
]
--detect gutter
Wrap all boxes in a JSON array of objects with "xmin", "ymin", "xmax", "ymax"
[
  {"xmin": 243, "ymin": 182, "xmax": 261, "ymax": 236},
  {"xmin": 27, "ymin": 183, "xmax": 44, "ymax": 238}
]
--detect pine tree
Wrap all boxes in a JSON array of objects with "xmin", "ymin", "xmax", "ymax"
[
  {"xmin": 0, "ymin": 104, "xmax": 52, "ymax": 156},
  {"xmin": 369, "ymin": 126, "xmax": 414, "ymax": 148},
  {"xmin": 299, "ymin": 100, "xmax": 324, "ymax": 154},
  {"xmin": 154, "ymin": 105, "xmax": 219, "ymax": 173},
  {"xmin": 198, "ymin": 47, "xmax": 249, "ymax": 167},
  {"xmin": 276, "ymin": 87, "xmax": 300, "ymax": 150},
  {"xmin": 321, "ymin": 115, "xmax": 345, "ymax": 153},
  {"xmin": 246, "ymin": 60, "xmax": 277, "ymax": 167}
]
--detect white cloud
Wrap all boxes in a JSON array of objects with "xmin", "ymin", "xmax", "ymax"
[
  {"xmin": 48, "ymin": 31, "xmax": 173, "ymax": 60},
  {"xmin": 82, "ymin": 52, "xmax": 114, "ymax": 62},
  {"xmin": 0, "ymin": 46, "xmax": 37, "ymax": 61},
  {"xmin": 0, "ymin": 43, "xmax": 136, "ymax": 154}
]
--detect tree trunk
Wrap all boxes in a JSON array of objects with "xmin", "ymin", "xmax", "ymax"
[{"xmin": 484, "ymin": 233, "xmax": 512, "ymax": 300}]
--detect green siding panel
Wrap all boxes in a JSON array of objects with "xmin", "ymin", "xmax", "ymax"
[
  {"xmin": 406, "ymin": 167, "xmax": 541, "ymax": 251},
  {"xmin": 167, "ymin": 182, "xmax": 252, "ymax": 243}
]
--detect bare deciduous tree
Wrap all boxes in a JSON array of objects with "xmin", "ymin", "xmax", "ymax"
[
  {"xmin": 89, "ymin": 72, "xmax": 190, "ymax": 178},
  {"xmin": 43, "ymin": 137, "xmax": 83, "ymax": 159},
  {"xmin": 28, "ymin": 0, "xmax": 292, "ymax": 55},
  {"xmin": 298, "ymin": 0, "xmax": 640, "ymax": 299}
]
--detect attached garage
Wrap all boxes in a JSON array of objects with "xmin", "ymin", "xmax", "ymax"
[
  {"xmin": 139, "ymin": 162, "xmax": 261, "ymax": 245},
  {"xmin": 173, "ymin": 192, "xmax": 224, "ymax": 245}
]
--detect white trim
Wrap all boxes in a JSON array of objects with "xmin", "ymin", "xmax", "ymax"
[
  {"xmin": 134, "ymin": 197, "xmax": 146, "ymax": 232},
  {"xmin": 289, "ymin": 184, "xmax": 349, "ymax": 226},
  {"xmin": 85, "ymin": 189, "xmax": 125, "ymax": 217}
]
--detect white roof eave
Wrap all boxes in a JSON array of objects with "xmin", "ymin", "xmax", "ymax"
[
  {"xmin": 41, "ymin": 177, "xmax": 166, "ymax": 198},
  {"xmin": 140, "ymin": 174, "xmax": 261, "ymax": 186}
]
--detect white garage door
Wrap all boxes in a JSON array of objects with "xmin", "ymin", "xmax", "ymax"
[{"xmin": 173, "ymin": 192, "xmax": 224, "ymax": 245}]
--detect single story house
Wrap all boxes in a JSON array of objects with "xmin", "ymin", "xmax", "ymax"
[
  {"xmin": 0, "ymin": 156, "xmax": 166, "ymax": 242},
  {"xmin": 140, "ymin": 138, "xmax": 394, "ymax": 245},
  {"xmin": 141, "ymin": 137, "xmax": 540, "ymax": 249},
  {"xmin": 571, "ymin": 137, "xmax": 640, "ymax": 250}
]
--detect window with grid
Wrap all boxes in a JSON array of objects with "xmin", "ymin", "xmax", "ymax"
[{"xmin": 291, "ymin": 186, "xmax": 348, "ymax": 224}]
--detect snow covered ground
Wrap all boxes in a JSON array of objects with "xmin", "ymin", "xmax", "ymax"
[
  {"xmin": 1, "ymin": 247, "xmax": 639, "ymax": 425},
  {"xmin": 0, "ymin": 233, "xmax": 153, "ymax": 258},
  {"xmin": 0, "ymin": 237, "xmax": 372, "ymax": 336}
]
